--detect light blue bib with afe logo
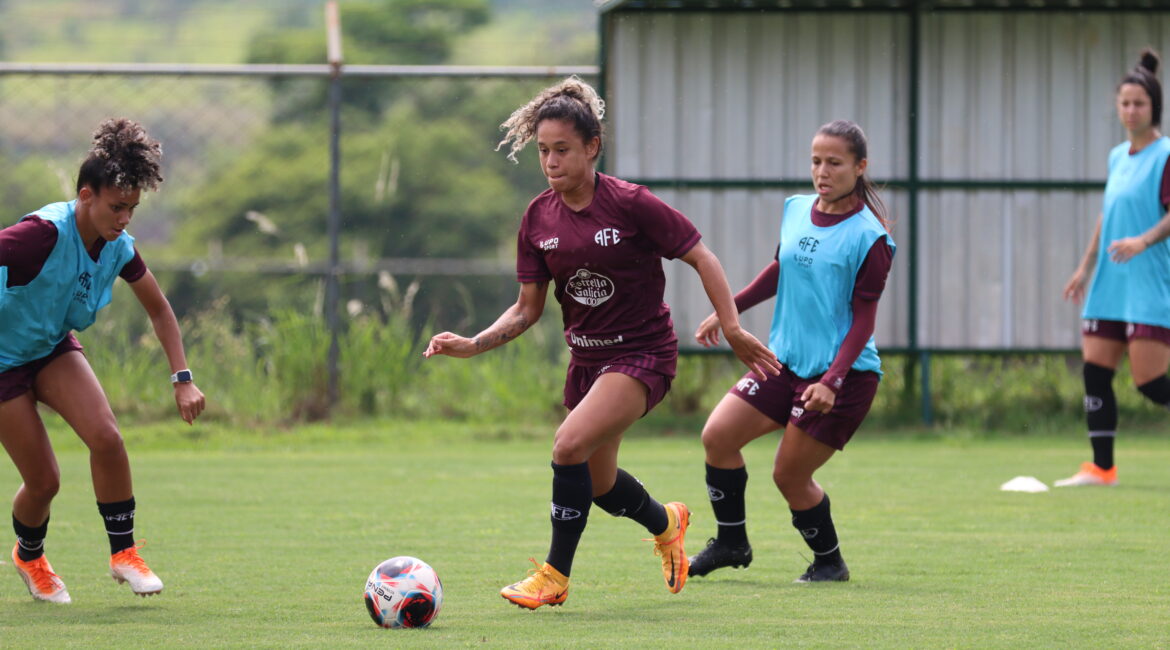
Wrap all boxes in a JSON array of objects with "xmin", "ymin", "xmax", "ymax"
[
  {"xmin": 768, "ymin": 194, "xmax": 895, "ymax": 379},
  {"xmin": 1083, "ymin": 137, "xmax": 1170, "ymax": 328},
  {"xmin": 0, "ymin": 200, "xmax": 136, "ymax": 371}
]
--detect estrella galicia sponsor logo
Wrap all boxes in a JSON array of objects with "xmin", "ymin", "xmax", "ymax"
[
  {"xmin": 707, "ymin": 485, "xmax": 725, "ymax": 501},
  {"xmin": 1084, "ymin": 395, "xmax": 1104, "ymax": 412},
  {"xmin": 735, "ymin": 377, "xmax": 760, "ymax": 396},
  {"xmin": 73, "ymin": 271, "xmax": 92, "ymax": 303},
  {"xmin": 539, "ymin": 237, "xmax": 559, "ymax": 251},
  {"xmin": 593, "ymin": 228, "xmax": 620, "ymax": 247},
  {"xmin": 566, "ymin": 268, "xmax": 615, "ymax": 307},
  {"xmin": 791, "ymin": 406, "xmax": 805, "ymax": 419},
  {"xmin": 551, "ymin": 503, "xmax": 582, "ymax": 521}
]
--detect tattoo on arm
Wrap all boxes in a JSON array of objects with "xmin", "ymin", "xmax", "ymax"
[{"xmin": 474, "ymin": 312, "xmax": 530, "ymax": 351}]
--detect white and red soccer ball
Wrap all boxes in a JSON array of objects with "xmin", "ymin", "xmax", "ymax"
[{"xmin": 363, "ymin": 556, "xmax": 443, "ymax": 629}]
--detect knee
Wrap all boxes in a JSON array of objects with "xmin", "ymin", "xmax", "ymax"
[
  {"xmin": 699, "ymin": 425, "xmax": 724, "ymax": 453},
  {"xmin": 23, "ymin": 471, "xmax": 60, "ymax": 502},
  {"xmin": 84, "ymin": 425, "xmax": 126, "ymax": 459},
  {"xmin": 700, "ymin": 423, "xmax": 742, "ymax": 460},
  {"xmin": 772, "ymin": 468, "xmax": 806, "ymax": 501},
  {"xmin": 551, "ymin": 430, "xmax": 589, "ymax": 465}
]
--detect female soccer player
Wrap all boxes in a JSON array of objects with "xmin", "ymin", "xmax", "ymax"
[
  {"xmin": 686, "ymin": 120, "xmax": 895, "ymax": 583},
  {"xmin": 1058, "ymin": 49, "xmax": 1170, "ymax": 487},
  {"xmin": 0, "ymin": 118, "xmax": 205, "ymax": 603},
  {"xmin": 424, "ymin": 76, "xmax": 780, "ymax": 609}
]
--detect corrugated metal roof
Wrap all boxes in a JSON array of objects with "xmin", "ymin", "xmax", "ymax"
[{"xmin": 599, "ymin": 0, "xmax": 1166, "ymax": 11}]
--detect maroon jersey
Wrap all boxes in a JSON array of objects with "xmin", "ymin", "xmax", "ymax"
[{"xmin": 516, "ymin": 172, "xmax": 701, "ymax": 363}]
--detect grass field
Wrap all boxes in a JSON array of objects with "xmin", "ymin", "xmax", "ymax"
[{"xmin": 0, "ymin": 421, "xmax": 1167, "ymax": 648}]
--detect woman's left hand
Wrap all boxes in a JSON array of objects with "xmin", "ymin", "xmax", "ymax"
[
  {"xmin": 1108, "ymin": 236, "xmax": 1148, "ymax": 263},
  {"xmin": 724, "ymin": 326, "xmax": 782, "ymax": 379},
  {"xmin": 800, "ymin": 382, "xmax": 836, "ymax": 414},
  {"xmin": 175, "ymin": 382, "xmax": 206, "ymax": 424}
]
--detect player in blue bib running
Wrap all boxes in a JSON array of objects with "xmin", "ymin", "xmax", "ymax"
[
  {"xmin": 1059, "ymin": 49, "xmax": 1170, "ymax": 487},
  {"xmin": 0, "ymin": 118, "xmax": 205, "ymax": 603},
  {"xmin": 424, "ymin": 77, "xmax": 780, "ymax": 609},
  {"xmin": 686, "ymin": 120, "xmax": 895, "ymax": 583}
]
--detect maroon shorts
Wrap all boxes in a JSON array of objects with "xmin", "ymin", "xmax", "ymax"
[
  {"xmin": 727, "ymin": 365, "xmax": 880, "ymax": 451},
  {"xmin": 564, "ymin": 349, "xmax": 676, "ymax": 415},
  {"xmin": 0, "ymin": 334, "xmax": 83, "ymax": 403},
  {"xmin": 1082, "ymin": 319, "xmax": 1170, "ymax": 346}
]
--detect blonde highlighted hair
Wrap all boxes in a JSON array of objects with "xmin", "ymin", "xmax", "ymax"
[{"xmin": 496, "ymin": 75, "xmax": 605, "ymax": 163}]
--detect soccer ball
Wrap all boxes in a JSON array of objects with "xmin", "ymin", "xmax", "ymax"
[{"xmin": 363, "ymin": 556, "xmax": 443, "ymax": 629}]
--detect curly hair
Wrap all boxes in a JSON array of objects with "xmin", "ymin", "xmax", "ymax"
[
  {"xmin": 1118, "ymin": 47, "xmax": 1162, "ymax": 127},
  {"xmin": 76, "ymin": 118, "xmax": 164, "ymax": 193},
  {"xmin": 496, "ymin": 75, "xmax": 605, "ymax": 163}
]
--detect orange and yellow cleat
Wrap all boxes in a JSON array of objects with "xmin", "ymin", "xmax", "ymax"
[{"xmin": 500, "ymin": 560, "xmax": 569, "ymax": 610}]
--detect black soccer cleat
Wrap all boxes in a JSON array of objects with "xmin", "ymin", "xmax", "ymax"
[
  {"xmin": 794, "ymin": 559, "xmax": 850, "ymax": 583},
  {"xmin": 687, "ymin": 538, "xmax": 753, "ymax": 577}
]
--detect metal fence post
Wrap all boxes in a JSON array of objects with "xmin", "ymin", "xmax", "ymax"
[{"xmin": 325, "ymin": 1, "xmax": 343, "ymax": 412}]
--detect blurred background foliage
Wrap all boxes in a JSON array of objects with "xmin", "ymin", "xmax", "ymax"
[{"xmin": 0, "ymin": 0, "xmax": 595, "ymax": 343}]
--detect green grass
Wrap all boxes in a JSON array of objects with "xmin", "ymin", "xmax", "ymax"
[{"xmin": 1, "ymin": 423, "xmax": 1167, "ymax": 647}]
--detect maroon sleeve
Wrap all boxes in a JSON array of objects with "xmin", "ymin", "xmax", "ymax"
[
  {"xmin": 515, "ymin": 210, "xmax": 550, "ymax": 284},
  {"xmin": 733, "ymin": 260, "xmax": 780, "ymax": 313},
  {"xmin": 119, "ymin": 249, "xmax": 147, "ymax": 283},
  {"xmin": 1161, "ymin": 157, "xmax": 1170, "ymax": 210},
  {"xmin": 852, "ymin": 235, "xmax": 893, "ymax": 301},
  {"xmin": 630, "ymin": 187, "xmax": 701, "ymax": 260},
  {"xmin": 819, "ymin": 238, "xmax": 893, "ymax": 391},
  {"xmin": 0, "ymin": 216, "xmax": 58, "ymax": 287}
]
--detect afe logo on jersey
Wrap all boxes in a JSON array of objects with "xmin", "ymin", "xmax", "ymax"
[
  {"xmin": 73, "ymin": 271, "xmax": 92, "ymax": 303},
  {"xmin": 794, "ymin": 236, "xmax": 819, "ymax": 268},
  {"xmin": 566, "ymin": 269, "xmax": 615, "ymax": 307},
  {"xmin": 735, "ymin": 377, "xmax": 760, "ymax": 396},
  {"xmin": 594, "ymin": 228, "xmax": 620, "ymax": 246}
]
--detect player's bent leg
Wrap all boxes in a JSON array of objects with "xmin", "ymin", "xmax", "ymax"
[
  {"xmin": 774, "ymin": 425, "xmax": 848, "ymax": 582},
  {"xmin": 33, "ymin": 352, "xmax": 133, "ymax": 502},
  {"xmin": 0, "ymin": 393, "xmax": 61, "ymax": 527},
  {"xmin": 689, "ymin": 394, "xmax": 780, "ymax": 577},
  {"xmin": 500, "ymin": 560, "xmax": 569, "ymax": 610},
  {"xmin": 109, "ymin": 543, "xmax": 163, "ymax": 596}
]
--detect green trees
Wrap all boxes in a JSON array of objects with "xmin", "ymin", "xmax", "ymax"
[{"xmin": 168, "ymin": 0, "xmax": 562, "ymax": 326}]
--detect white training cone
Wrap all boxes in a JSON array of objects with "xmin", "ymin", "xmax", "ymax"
[{"xmin": 1000, "ymin": 476, "xmax": 1049, "ymax": 493}]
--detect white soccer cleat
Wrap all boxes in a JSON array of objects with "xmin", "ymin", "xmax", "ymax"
[
  {"xmin": 1053, "ymin": 462, "xmax": 1117, "ymax": 487},
  {"xmin": 12, "ymin": 543, "xmax": 71, "ymax": 604},
  {"xmin": 110, "ymin": 544, "xmax": 163, "ymax": 596}
]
